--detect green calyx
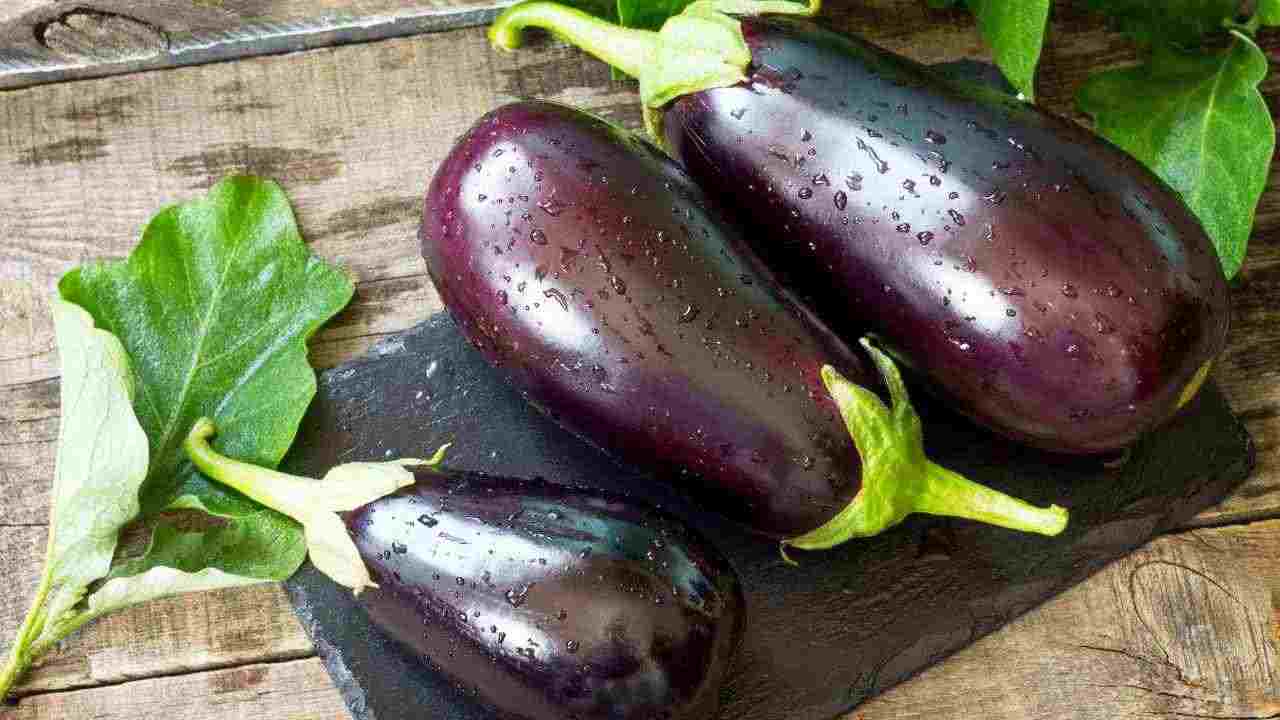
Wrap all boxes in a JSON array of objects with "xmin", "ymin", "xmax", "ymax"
[
  {"xmin": 781, "ymin": 339, "xmax": 1068, "ymax": 562},
  {"xmin": 183, "ymin": 418, "xmax": 448, "ymax": 594},
  {"xmin": 489, "ymin": 0, "xmax": 820, "ymax": 140}
]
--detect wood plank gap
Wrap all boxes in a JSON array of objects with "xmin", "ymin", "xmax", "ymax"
[{"xmin": 6, "ymin": 644, "xmax": 317, "ymax": 701}]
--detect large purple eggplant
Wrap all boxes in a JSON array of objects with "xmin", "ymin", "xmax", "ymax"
[
  {"xmin": 420, "ymin": 100, "xmax": 1065, "ymax": 551},
  {"xmin": 487, "ymin": 2, "xmax": 1230, "ymax": 455},
  {"xmin": 184, "ymin": 419, "xmax": 743, "ymax": 720}
]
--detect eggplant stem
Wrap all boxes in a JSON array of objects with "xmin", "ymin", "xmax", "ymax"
[
  {"xmin": 183, "ymin": 418, "xmax": 438, "ymax": 594},
  {"xmin": 489, "ymin": 2, "xmax": 658, "ymax": 79},
  {"xmin": 782, "ymin": 338, "xmax": 1067, "ymax": 555}
]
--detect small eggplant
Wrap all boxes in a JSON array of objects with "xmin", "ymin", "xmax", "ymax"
[
  {"xmin": 420, "ymin": 100, "xmax": 1065, "ymax": 552},
  {"xmin": 487, "ymin": 2, "xmax": 1230, "ymax": 456},
  {"xmin": 184, "ymin": 419, "xmax": 744, "ymax": 720}
]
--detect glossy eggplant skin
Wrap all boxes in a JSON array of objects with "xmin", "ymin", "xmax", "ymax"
[
  {"xmin": 663, "ymin": 18, "xmax": 1230, "ymax": 455},
  {"xmin": 422, "ymin": 101, "xmax": 873, "ymax": 538},
  {"xmin": 348, "ymin": 469, "xmax": 744, "ymax": 720}
]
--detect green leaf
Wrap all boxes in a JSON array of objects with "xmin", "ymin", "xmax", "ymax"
[
  {"xmin": 108, "ymin": 476, "xmax": 305, "ymax": 582},
  {"xmin": 1078, "ymin": 34, "xmax": 1273, "ymax": 278},
  {"xmin": 86, "ymin": 567, "xmax": 260, "ymax": 620},
  {"xmin": 618, "ymin": 0, "xmax": 695, "ymax": 30},
  {"xmin": 1082, "ymin": 0, "xmax": 1240, "ymax": 46},
  {"xmin": 1260, "ymin": 0, "xmax": 1280, "ymax": 25},
  {"xmin": 964, "ymin": 0, "xmax": 1050, "ymax": 100},
  {"xmin": 58, "ymin": 176, "xmax": 353, "ymax": 582},
  {"xmin": 1, "ymin": 300, "xmax": 149, "ymax": 699}
]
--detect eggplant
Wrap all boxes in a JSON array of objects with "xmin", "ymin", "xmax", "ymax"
[
  {"xmin": 420, "ymin": 100, "xmax": 1065, "ymax": 551},
  {"xmin": 487, "ymin": 2, "xmax": 1230, "ymax": 455},
  {"xmin": 349, "ymin": 472, "xmax": 742, "ymax": 720},
  {"xmin": 183, "ymin": 419, "xmax": 743, "ymax": 720}
]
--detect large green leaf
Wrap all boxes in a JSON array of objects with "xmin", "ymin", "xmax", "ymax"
[
  {"xmin": 1082, "ymin": 0, "xmax": 1241, "ymax": 46},
  {"xmin": 1078, "ymin": 34, "xmax": 1273, "ymax": 278},
  {"xmin": 58, "ymin": 176, "xmax": 354, "ymax": 580},
  {"xmin": 1260, "ymin": 0, "xmax": 1280, "ymax": 25}
]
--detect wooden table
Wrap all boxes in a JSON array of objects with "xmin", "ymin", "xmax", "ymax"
[{"xmin": 1, "ymin": 2, "xmax": 1277, "ymax": 718}]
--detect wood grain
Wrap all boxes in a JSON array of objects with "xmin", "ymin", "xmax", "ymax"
[
  {"xmin": 0, "ymin": 0, "xmax": 513, "ymax": 89},
  {"xmin": 860, "ymin": 519, "xmax": 1280, "ymax": 720},
  {"xmin": 1, "ymin": 1, "xmax": 1278, "ymax": 718},
  {"xmin": 6, "ymin": 657, "xmax": 349, "ymax": 719}
]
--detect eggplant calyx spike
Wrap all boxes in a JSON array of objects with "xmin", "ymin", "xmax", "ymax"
[{"xmin": 780, "ymin": 338, "xmax": 1068, "ymax": 560}]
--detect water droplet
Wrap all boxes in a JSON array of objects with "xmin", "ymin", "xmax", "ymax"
[
  {"xmin": 731, "ymin": 107, "xmax": 747, "ymax": 119},
  {"xmin": 801, "ymin": 129, "xmax": 813, "ymax": 142},
  {"xmin": 1093, "ymin": 312, "xmax": 1116, "ymax": 334},
  {"xmin": 1103, "ymin": 282, "xmax": 1123, "ymax": 298},
  {"xmin": 798, "ymin": 187, "xmax": 813, "ymax": 199},
  {"xmin": 902, "ymin": 179, "xmax": 917, "ymax": 194},
  {"xmin": 542, "ymin": 288, "xmax": 568, "ymax": 311},
  {"xmin": 982, "ymin": 189, "xmax": 1007, "ymax": 205},
  {"xmin": 1065, "ymin": 343, "xmax": 1080, "ymax": 356},
  {"xmin": 391, "ymin": 541, "xmax": 408, "ymax": 555},
  {"xmin": 566, "ymin": 640, "xmax": 580, "ymax": 653},
  {"xmin": 537, "ymin": 199, "xmax": 566, "ymax": 216},
  {"xmin": 948, "ymin": 191, "xmax": 960, "ymax": 200},
  {"xmin": 678, "ymin": 304, "xmax": 700, "ymax": 323},
  {"xmin": 855, "ymin": 138, "xmax": 889, "ymax": 173},
  {"xmin": 999, "ymin": 286, "xmax": 1024, "ymax": 296},
  {"xmin": 895, "ymin": 222, "xmax": 911, "ymax": 234},
  {"xmin": 917, "ymin": 231, "xmax": 934, "ymax": 245},
  {"xmin": 948, "ymin": 209, "xmax": 966, "ymax": 226},
  {"xmin": 846, "ymin": 173, "xmax": 863, "ymax": 191},
  {"xmin": 505, "ymin": 584, "xmax": 532, "ymax": 607},
  {"xmin": 610, "ymin": 276, "xmax": 627, "ymax": 295},
  {"xmin": 833, "ymin": 190, "xmax": 848, "ymax": 210},
  {"xmin": 418, "ymin": 514, "xmax": 438, "ymax": 527},
  {"xmin": 812, "ymin": 173, "xmax": 830, "ymax": 186},
  {"xmin": 929, "ymin": 174, "xmax": 942, "ymax": 186},
  {"xmin": 1006, "ymin": 308, "xmax": 1017, "ymax": 317},
  {"xmin": 529, "ymin": 229, "xmax": 548, "ymax": 245},
  {"xmin": 1061, "ymin": 283, "xmax": 1078, "ymax": 299},
  {"xmin": 924, "ymin": 129, "xmax": 947, "ymax": 144}
]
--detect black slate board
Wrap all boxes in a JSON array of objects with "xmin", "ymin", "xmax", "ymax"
[{"xmin": 283, "ymin": 312, "xmax": 1254, "ymax": 720}]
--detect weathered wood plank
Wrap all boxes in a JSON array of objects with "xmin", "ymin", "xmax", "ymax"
[
  {"xmin": 7, "ymin": 657, "xmax": 348, "ymax": 719},
  {"xmin": 0, "ymin": 0, "xmax": 512, "ymax": 90},
  {"xmin": 7, "ymin": 520, "xmax": 1279, "ymax": 719},
  {"xmin": 860, "ymin": 519, "xmax": 1280, "ymax": 719}
]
